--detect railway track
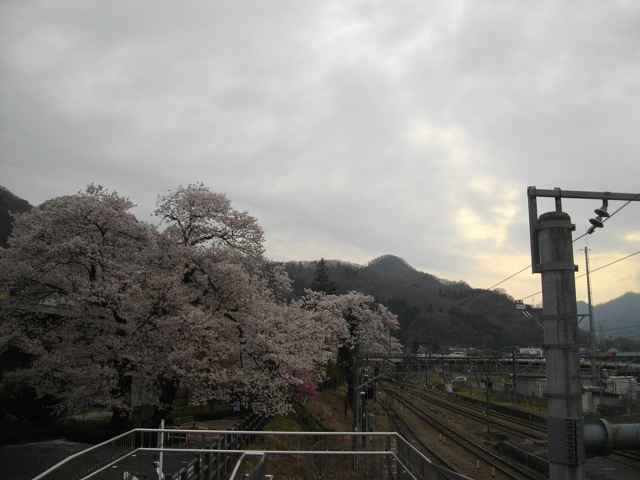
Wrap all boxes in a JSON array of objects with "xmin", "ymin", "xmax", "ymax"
[
  {"xmin": 378, "ymin": 394, "xmax": 464, "ymax": 475},
  {"xmin": 378, "ymin": 381, "xmax": 640, "ymax": 479},
  {"xmin": 379, "ymin": 382, "xmax": 547, "ymax": 480},
  {"xmin": 398, "ymin": 382, "xmax": 547, "ymax": 441}
]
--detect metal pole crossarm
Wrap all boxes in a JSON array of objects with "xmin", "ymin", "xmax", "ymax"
[
  {"xmin": 527, "ymin": 187, "xmax": 640, "ymax": 202},
  {"xmin": 527, "ymin": 186, "xmax": 640, "ymax": 273}
]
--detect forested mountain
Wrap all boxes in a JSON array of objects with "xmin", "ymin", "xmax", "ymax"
[
  {"xmin": 0, "ymin": 186, "xmax": 32, "ymax": 248},
  {"xmin": 280, "ymin": 255, "xmax": 545, "ymax": 352},
  {"xmin": 578, "ymin": 292, "xmax": 640, "ymax": 340}
]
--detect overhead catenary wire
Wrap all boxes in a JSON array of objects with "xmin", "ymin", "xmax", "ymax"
[
  {"xmin": 461, "ymin": 249, "xmax": 639, "ymax": 320},
  {"xmin": 489, "ymin": 192, "xmax": 640, "ymax": 302},
  {"xmin": 597, "ymin": 323, "xmax": 640, "ymax": 333},
  {"xmin": 483, "ymin": 265, "xmax": 531, "ymax": 292},
  {"xmin": 454, "ymin": 248, "xmax": 638, "ymax": 317},
  {"xmin": 511, "ymin": 251, "xmax": 640, "ymax": 311},
  {"xmin": 430, "ymin": 192, "xmax": 640, "ymax": 318},
  {"xmin": 576, "ymin": 250, "xmax": 640, "ymax": 278},
  {"xmin": 573, "ymin": 191, "xmax": 640, "ymax": 244}
]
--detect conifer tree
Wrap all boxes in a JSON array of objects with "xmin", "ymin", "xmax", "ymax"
[{"xmin": 310, "ymin": 258, "xmax": 336, "ymax": 294}]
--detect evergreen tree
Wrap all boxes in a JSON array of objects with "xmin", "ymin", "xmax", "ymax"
[{"xmin": 310, "ymin": 258, "xmax": 336, "ymax": 294}]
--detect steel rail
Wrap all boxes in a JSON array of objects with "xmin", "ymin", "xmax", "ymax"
[
  {"xmin": 400, "ymin": 383, "xmax": 547, "ymax": 440},
  {"xmin": 378, "ymin": 394, "xmax": 463, "ymax": 474},
  {"xmin": 383, "ymin": 383, "xmax": 546, "ymax": 480}
]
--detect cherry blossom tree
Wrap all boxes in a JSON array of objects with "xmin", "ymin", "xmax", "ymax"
[
  {"xmin": 296, "ymin": 289, "xmax": 400, "ymax": 353},
  {"xmin": 149, "ymin": 184, "xmax": 328, "ymax": 417},
  {"xmin": 149, "ymin": 184, "xmax": 400, "ymax": 416},
  {"xmin": 1, "ymin": 182, "xmax": 401, "ymax": 425},
  {"xmin": 0, "ymin": 185, "xmax": 164, "ymax": 427},
  {"xmin": 154, "ymin": 183, "xmax": 265, "ymax": 261},
  {"xmin": 0, "ymin": 183, "xmax": 317, "ymax": 422},
  {"xmin": 229, "ymin": 290, "xmax": 344, "ymax": 413},
  {"xmin": 295, "ymin": 289, "xmax": 401, "ymax": 405}
]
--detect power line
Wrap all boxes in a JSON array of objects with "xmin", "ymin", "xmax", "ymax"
[
  {"xmin": 604, "ymin": 192, "xmax": 640, "ymax": 220},
  {"xmin": 576, "ymin": 250, "xmax": 640, "ymax": 278},
  {"xmin": 573, "ymin": 191, "xmax": 640, "ymax": 243},
  {"xmin": 457, "ymin": 248, "xmax": 638, "ymax": 317},
  {"xmin": 598, "ymin": 323, "xmax": 640, "ymax": 333},
  {"xmin": 516, "ymin": 250, "xmax": 640, "ymax": 310},
  {"xmin": 483, "ymin": 192, "xmax": 639, "ymax": 300},
  {"xmin": 484, "ymin": 265, "xmax": 531, "ymax": 291},
  {"xmin": 438, "ymin": 194, "xmax": 639, "ymax": 315},
  {"xmin": 452, "ymin": 264, "xmax": 532, "ymax": 309},
  {"xmin": 439, "ymin": 247, "xmax": 638, "ymax": 321}
]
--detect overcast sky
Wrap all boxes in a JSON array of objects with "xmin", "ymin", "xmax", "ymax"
[{"xmin": 2, "ymin": 1, "xmax": 639, "ymax": 305}]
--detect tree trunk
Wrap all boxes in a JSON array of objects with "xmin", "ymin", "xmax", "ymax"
[
  {"xmin": 151, "ymin": 376, "xmax": 180, "ymax": 426},
  {"xmin": 109, "ymin": 406, "xmax": 130, "ymax": 430},
  {"xmin": 109, "ymin": 366, "xmax": 133, "ymax": 429}
]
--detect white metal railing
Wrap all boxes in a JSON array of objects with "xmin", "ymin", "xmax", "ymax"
[
  {"xmin": 32, "ymin": 429, "xmax": 138, "ymax": 480},
  {"xmin": 32, "ymin": 429, "xmax": 472, "ymax": 480}
]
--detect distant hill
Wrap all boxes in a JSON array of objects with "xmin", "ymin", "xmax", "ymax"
[
  {"xmin": 279, "ymin": 255, "xmax": 544, "ymax": 352},
  {"xmin": 365, "ymin": 254, "xmax": 462, "ymax": 291},
  {"xmin": 578, "ymin": 292, "xmax": 640, "ymax": 340},
  {"xmin": 0, "ymin": 186, "xmax": 32, "ymax": 248},
  {"xmin": 282, "ymin": 255, "xmax": 640, "ymax": 352}
]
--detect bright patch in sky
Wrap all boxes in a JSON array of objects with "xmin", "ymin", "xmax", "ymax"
[{"xmin": 2, "ymin": 0, "xmax": 639, "ymax": 304}]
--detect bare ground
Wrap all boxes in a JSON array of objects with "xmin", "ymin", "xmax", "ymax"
[{"xmin": 301, "ymin": 384, "xmax": 353, "ymax": 432}]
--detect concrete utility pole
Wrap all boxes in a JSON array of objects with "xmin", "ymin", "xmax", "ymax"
[
  {"xmin": 537, "ymin": 211, "xmax": 585, "ymax": 479},
  {"xmin": 527, "ymin": 187, "xmax": 640, "ymax": 480}
]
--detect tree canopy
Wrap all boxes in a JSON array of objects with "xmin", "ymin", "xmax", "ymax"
[{"xmin": 0, "ymin": 184, "xmax": 399, "ymax": 426}]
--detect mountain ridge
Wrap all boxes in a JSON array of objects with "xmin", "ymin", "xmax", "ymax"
[
  {"xmin": 577, "ymin": 291, "xmax": 640, "ymax": 340},
  {"xmin": 1, "ymin": 185, "xmax": 637, "ymax": 348},
  {"xmin": 0, "ymin": 186, "xmax": 32, "ymax": 248}
]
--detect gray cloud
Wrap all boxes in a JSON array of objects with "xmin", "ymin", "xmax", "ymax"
[{"xmin": 2, "ymin": 0, "xmax": 639, "ymax": 303}]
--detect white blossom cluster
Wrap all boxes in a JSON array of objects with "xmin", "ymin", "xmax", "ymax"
[{"xmin": 0, "ymin": 184, "xmax": 399, "ymax": 424}]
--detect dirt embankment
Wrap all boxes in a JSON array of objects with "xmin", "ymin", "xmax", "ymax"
[{"xmin": 301, "ymin": 385, "xmax": 353, "ymax": 432}]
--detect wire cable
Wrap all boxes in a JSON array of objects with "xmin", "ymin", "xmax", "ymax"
[
  {"xmin": 576, "ymin": 250, "xmax": 640, "ymax": 279},
  {"xmin": 483, "ymin": 265, "xmax": 532, "ymax": 292},
  {"xmin": 597, "ymin": 323, "xmax": 640, "ymax": 333},
  {"xmin": 476, "ymin": 192, "xmax": 640, "ymax": 300},
  {"xmin": 513, "ymin": 251, "xmax": 640, "ymax": 316},
  {"xmin": 455, "ymin": 248, "xmax": 637, "ymax": 315},
  {"xmin": 431, "ymin": 193, "xmax": 640, "ymax": 316},
  {"xmin": 573, "ymin": 191, "xmax": 640, "ymax": 243}
]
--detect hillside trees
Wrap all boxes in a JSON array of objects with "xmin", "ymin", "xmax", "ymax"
[
  {"xmin": 310, "ymin": 258, "xmax": 336, "ymax": 294},
  {"xmin": 0, "ymin": 186, "xmax": 32, "ymax": 248},
  {"xmin": 281, "ymin": 257, "xmax": 543, "ymax": 350}
]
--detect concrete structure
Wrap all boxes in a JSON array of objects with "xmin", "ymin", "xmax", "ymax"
[
  {"xmin": 527, "ymin": 186, "xmax": 640, "ymax": 480},
  {"xmin": 514, "ymin": 374, "xmax": 547, "ymax": 399}
]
